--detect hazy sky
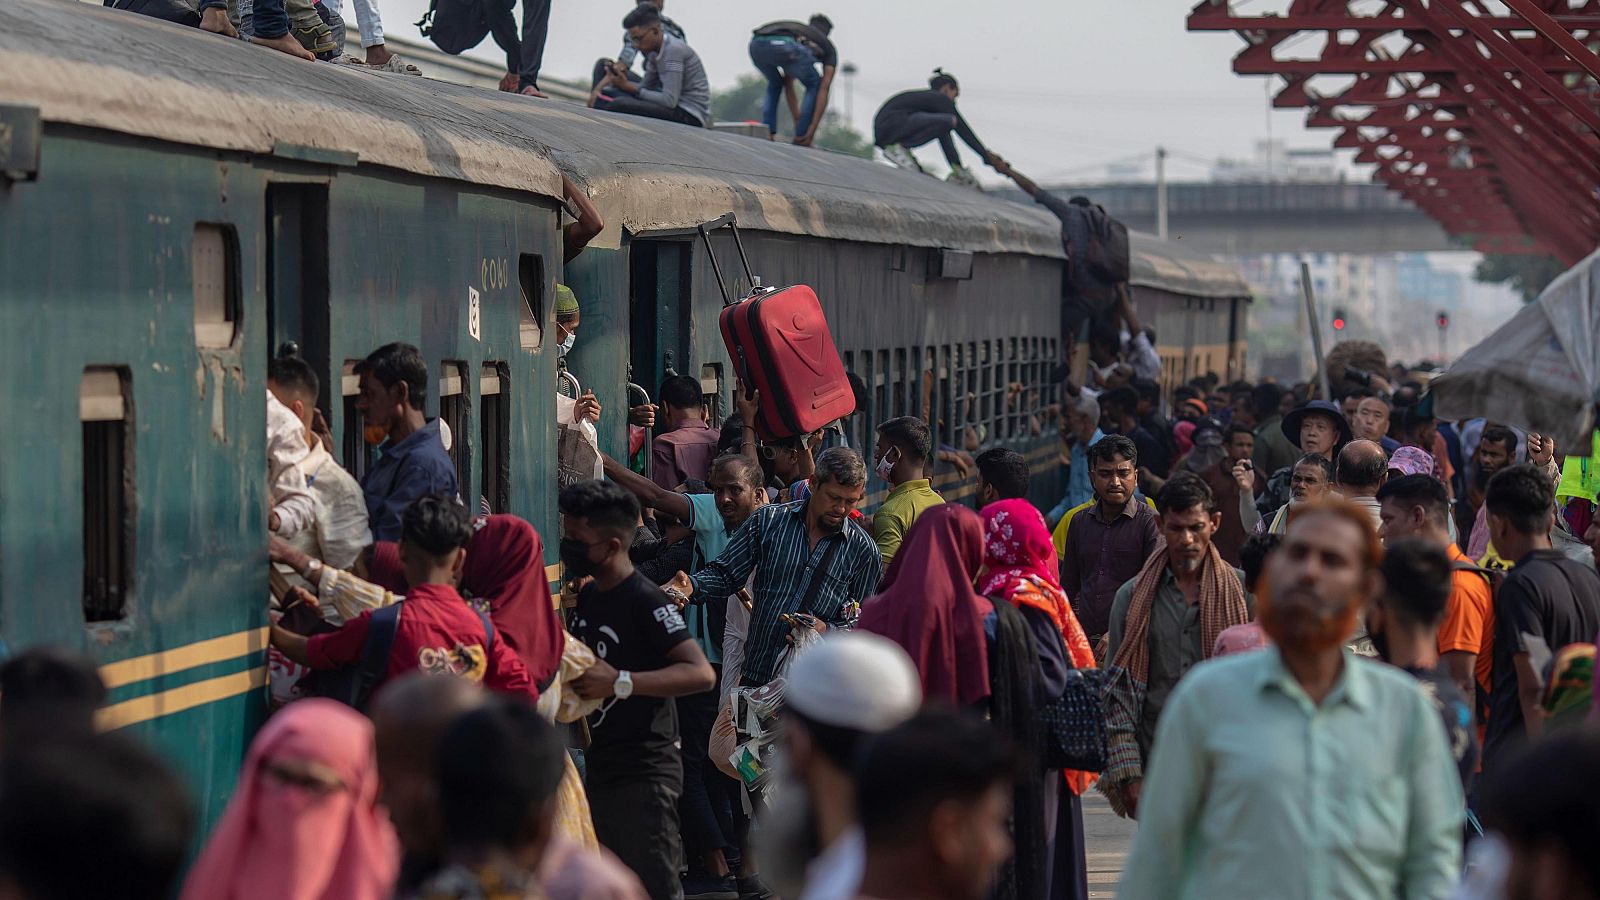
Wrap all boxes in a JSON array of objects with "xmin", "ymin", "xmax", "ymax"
[{"xmin": 377, "ymin": 0, "xmax": 1353, "ymax": 183}]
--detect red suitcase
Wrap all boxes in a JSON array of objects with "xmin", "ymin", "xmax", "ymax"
[{"xmin": 698, "ymin": 214, "xmax": 855, "ymax": 440}]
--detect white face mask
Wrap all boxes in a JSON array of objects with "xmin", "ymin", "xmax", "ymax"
[
  {"xmin": 558, "ymin": 331, "xmax": 576, "ymax": 356},
  {"xmin": 875, "ymin": 448, "xmax": 898, "ymax": 483}
]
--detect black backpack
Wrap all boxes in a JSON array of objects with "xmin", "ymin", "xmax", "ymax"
[
  {"xmin": 300, "ymin": 601, "xmax": 496, "ymax": 711},
  {"xmin": 1081, "ymin": 203, "xmax": 1131, "ymax": 285},
  {"xmin": 106, "ymin": 0, "xmax": 201, "ymax": 28},
  {"xmin": 415, "ymin": 0, "xmax": 492, "ymax": 55}
]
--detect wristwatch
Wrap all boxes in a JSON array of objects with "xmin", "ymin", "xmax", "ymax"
[{"xmin": 613, "ymin": 670, "xmax": 634, "ymax": 700}]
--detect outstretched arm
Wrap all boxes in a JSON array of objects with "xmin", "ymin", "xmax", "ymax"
[
  {"xmin": 798, "ymin": 67, "xmax": 836, "ymax": 145},
  {"xmin": 601, "ymin": 451, "xmax": 691, "ymax": 522},
  {"xmin": 784, "ymin": 76, "xmax": 801, "ymax": 124}
]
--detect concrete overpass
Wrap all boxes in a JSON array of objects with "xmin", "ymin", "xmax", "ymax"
[{"xmin": 1002, "ymin": 182, "xmax": 1465, "ymax": 255}]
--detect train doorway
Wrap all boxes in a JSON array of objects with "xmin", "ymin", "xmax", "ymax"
[
  {"xmin": 627, "ymin": 239, "xmax": 693, "ymax": 400},
  {"xmin": 264, "ymin": 183, "xmax": 331, "ymax": 411}
]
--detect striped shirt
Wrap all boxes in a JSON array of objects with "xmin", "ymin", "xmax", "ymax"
[{"xmin": 691, "ymin": 500, "xmax": 881, "ymax": 686}]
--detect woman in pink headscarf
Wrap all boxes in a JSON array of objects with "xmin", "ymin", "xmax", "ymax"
[{"xmin": 180, "ymin": 699, "xmax": 399, "ymax": 900}]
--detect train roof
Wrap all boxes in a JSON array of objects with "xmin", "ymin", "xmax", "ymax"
[
  {"xmin": 1127, "ymin": 229, "xmax": 1253, "ymax": 301},
  {"xmin": 2, "ymin": 0, "xmax": 1251, "ymax": 300}
]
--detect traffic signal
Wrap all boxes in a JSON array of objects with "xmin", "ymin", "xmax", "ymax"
[
  {"xmin": 1436, "ymin": 310, "xmax": 1450, "ymax": 330},
  {"xmin": 1332, "ymin": 308, "xmax": 1347, "ymax": 331}
]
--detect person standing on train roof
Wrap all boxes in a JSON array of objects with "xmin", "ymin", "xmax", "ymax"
[
  {"xmin": 873, "ymin": 69, "xmax": 1006, "ymax": 188},
  {"xmin": 269, "ymin": 352, "xmax": 373, "ymax": 572},
  {"xmin": 353, "ymin": 343, "xmax": 459, "ymax": 543},
  {"xmin": 748, "ymin": 14, "xmax": 837, "ymax": 146},
  {"xmin": 871, "ymin": 416, "xmax": 944, "ymax": 566},
  {"xmin": 652, "ymin": 374, "xmax": 720, "ymax": 491},
  {"xmin": 590, "ymin": 4, "xmax": 710, "ymax": 127}
]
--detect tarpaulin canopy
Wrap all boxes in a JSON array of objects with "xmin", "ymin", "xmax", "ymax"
[{"xmin": 1432, "ymin": 247, "xmax": 1600, "ymax": 450}]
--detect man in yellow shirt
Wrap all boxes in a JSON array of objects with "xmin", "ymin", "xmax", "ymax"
[{"xmin": 871, "ymin": 416, "xmax": 943, "ymax": 565}]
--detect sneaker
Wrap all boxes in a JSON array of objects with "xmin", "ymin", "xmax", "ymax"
[
  {"xmin": 682, "ymin": 873, "xmax": 739, "ymax": 900},
  {"xmin": 880, "ymin": 143, "xmax": 922, "ymax": 172},
  {"xmin": 737, "ymin": 874, "xmax": 776, "ymax": 900},
  {"xmin": 945, "ymin": 164, "xmax": 981, "ymax": 189}
]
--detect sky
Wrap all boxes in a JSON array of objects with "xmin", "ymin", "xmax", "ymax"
[{"xmin": 375, "ymin": 0, "xmax": 1355, "ymax": 184}]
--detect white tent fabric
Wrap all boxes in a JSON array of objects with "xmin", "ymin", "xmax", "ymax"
[{"xmin": 1432, "ymin": 247, "xmax": 1600, "ymax": 449}]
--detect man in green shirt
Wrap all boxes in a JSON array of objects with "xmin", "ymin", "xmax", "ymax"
[
  {"xmin": 871, "ymin": 416, "xmax": 943, "ymax": 566},
  {"xmin": 1120, "ymin": 499, "xmax": 1462, "ymax": 900}
]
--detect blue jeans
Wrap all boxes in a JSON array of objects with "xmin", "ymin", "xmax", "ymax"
[
  {"xmin": 252, "ymin": 0, "xmax": 288, "ymax": 38},
  {"xmin": 748, "ymin": 36, "xmax": 822, "ymax": 137}
]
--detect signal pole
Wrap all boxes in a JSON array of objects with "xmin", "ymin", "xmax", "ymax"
[
  {"xmin": 1436, "ymin": 310, "xmax": 1450, "ymax": 363},
  {"xmin": 1156, "ymin": 146, "xmax": 1169, "ymax": 240}
]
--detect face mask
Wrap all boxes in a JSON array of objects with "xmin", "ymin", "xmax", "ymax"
[
  {"xmin": 559, "ymin": 537, "xmax": 599, "ymax": 578},
  {"xmin": 558, "ymin": 330, "xmax": 576, "ymax": 356},
  {"xmin": 363, "ymin": 423, "xmax": 389, "ymax": 445},
  {"xmin": 875, "ymin": 449, "xmax": 897, "ymax": 483}
]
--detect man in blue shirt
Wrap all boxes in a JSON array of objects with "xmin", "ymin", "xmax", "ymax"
[
  {"xmin": 668, "ymin": 448, "xmax": 881, "ymax": 688},
  {"xmin": 354, "ymin": 343, "xmax": 459, "ymax": 542}
]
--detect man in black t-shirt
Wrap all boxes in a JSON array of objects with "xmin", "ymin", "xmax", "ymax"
[
  {"xmin": 1480, "ymin": 464, "xmax": 1600, "ymax": 779},
  {"xmin": 872, "ymin": 70, "xmax": 1005, "ymax": 186},
  {"xmin": 562, "ymin": 481, "xmax": 716, "ymax": 900},
  {"xmin": 1372, "ymin": 538, "xmax": 1480, "ymax": 791}
]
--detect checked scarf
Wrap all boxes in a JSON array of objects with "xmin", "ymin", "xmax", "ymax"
[{"xmin": 1099, "ymin": 542, "xmax": 1249, "ymax": 817}]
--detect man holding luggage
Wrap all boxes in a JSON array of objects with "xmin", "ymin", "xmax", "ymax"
[{"xmin": 748, "ymin": 15, "xmax": 837, "ymax": 146}]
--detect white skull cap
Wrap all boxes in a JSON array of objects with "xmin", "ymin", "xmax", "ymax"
[{"xmin": 785, "ymin": 631, "xmax": 922, "ymax": 732}]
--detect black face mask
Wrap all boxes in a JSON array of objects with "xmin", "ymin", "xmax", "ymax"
[{"xmin": 559, "ymin": 538, "xmax": 600, "ymax": 578}]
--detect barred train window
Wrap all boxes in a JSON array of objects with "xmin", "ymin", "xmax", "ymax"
[
  {"xmin": 193, "ymin": 223, "xmax": 240, "ymax": 349},
  {"xmin": 439, "ymin": 362, "xmax": 469, "ymax": 495},
  {"xmin": 479, "ymin": 362, "xmax": 510, "ymax": 514},
  {"xmin": 342, "ymin": 361, "xmax": 372, "ymax": 480},
  {"xmin": 82, "ymin": 367, "xmax": 132, "ymax": 623}
]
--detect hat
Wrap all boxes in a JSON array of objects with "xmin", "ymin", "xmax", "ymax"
[
  {"xmin": 1179, "ymin": 397, "xmax": 1209, "ymax": 417},
  {"xmin": 1281, "ymin": 400, "xmax": 1353, "ymax": 449},
  {"xmin": 1387, "ymin": 445, "xmax": 1435, "ymax": 478},
  {"xmin": 1191, "ymin": 416, "xmax": 1225, "ymax": 447},
  {"xmin": 554, "ymin": 283, "xmax": 580, "ymax": 318},
  {"xmin": 785, "ymin": 632, "xmax": 922, "ymax": 733}
]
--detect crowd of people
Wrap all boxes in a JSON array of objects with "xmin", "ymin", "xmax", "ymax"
[{"xmin": 4, "ymin": 309, "xmax": 1600, "ymax": 900}]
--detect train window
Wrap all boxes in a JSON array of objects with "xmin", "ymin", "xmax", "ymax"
[
  {"xmin": 193, "ymin": 223, "xmax": 240, "ymax": 349},
  {"xmin": 439, "ymin": 361, "xmax": 469, "ymax": 495},
  {"xmin": 518, "ymin": 254, "xmax": 544, "ymax": 352},
  {"xmin": 341, "ymin": 360, "xmax": 372, "ymax": 480},
  {"xmin": 875, "ymin": 349, "xmax": 891, "ymax": 432},
  {"xmin": 892, "ymin": 348, "xmax": 907, "ymax": 418},
  {"xmin": 479, "ymin": 362, "xmax": 510, "ymax": 514},
  {"xmin": 81, "ymin": 366, "xmax": 132, "ymax": 623}
]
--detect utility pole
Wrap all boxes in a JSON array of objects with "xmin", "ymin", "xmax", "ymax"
[
  {"xmin": 1302, "ymin": 261, "xmax": 1331, "ymax": 401},
  {"xmin": 842, "ymin": 62, "xmax": 858, "ymax": 124},
  {"xmin": 1156, "ymin": 145, "xmax": 1169, "ymax": 240}
]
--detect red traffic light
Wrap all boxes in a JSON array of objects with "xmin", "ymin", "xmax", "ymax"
[
  {"xmin": 1332, "ymin": 317, "xmax": 1346, "ymax": 331},
  {"xmin": 1436, "ymin": 312, "xmax": 1450, "ymax": 329}
]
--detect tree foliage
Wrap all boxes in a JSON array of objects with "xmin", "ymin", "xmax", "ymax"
[
  {"xmin": 1473, "ymin": 253, "xmax": 1567, "ymax": 303},
  {"xmin": 711, "ymin": 74, "xmax": 874, "ymax": 159}
]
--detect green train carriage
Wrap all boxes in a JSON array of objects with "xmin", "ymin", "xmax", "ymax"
[{"xmin": 0, "ymin": 0, "xmax": 1248, "ymax": 830}]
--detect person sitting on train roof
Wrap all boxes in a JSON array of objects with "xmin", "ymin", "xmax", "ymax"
[
  {"xmin": 194, "ymin": 0, "xmax": 317, "ymax": 61},
  {"xmin": 353, "ymin": 343, "xmax": 460, "ymax": 543},
  {"xmin": 589, "ymin": 4, "xmax": 710, "ymax": 127},
  {"xmin": 267, "ymin": 388, "xmax": 317, "ymax": 539},
  {"xmin": 652, "ymin": 374, "xmax": 720, "ymax": 491},
  {"xmin": 873, "ymin": 69, "xmax": 1005, "ymax": 188},
  {"xmin": 591, "ymin": 0, "xmax": 687, "ymax": 90},
  {"xmin": 268, "ymin": 496, "xmax": 534, "ymax": 698},
  {"xmin": 748, "ymin": 14, "xmax": 838, "ymax": 146},
  {"xmin": 872, "ymin": 416, "xmax": 943, "ymax": 566},
  {"xmin": 270, "ymin": 352, "xmax": 373, "ymax": 572}
]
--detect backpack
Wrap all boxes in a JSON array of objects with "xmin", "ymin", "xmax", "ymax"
[
  {"xmin": 301, "ymin": 602, "xmax": 496, "ymax": 712},
  {"xmin": 1081, "ymin": 203, "xmax": 1131, "ymax": 285},
  {"xmin": 1449, "ymin": 559, "xmax": 1502, "ymax": 726},
  {"xmin": 107, "ymin": 0, "xmax": 201, "ymax": 27},
  {"xmin": 414, "ymin": 0, "xmax": 491, "ymax": 55}
]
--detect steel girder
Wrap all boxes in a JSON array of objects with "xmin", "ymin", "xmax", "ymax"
[{"xmin": 1188, "ymin": 0, "xmax": 1600, "ymax": 263}]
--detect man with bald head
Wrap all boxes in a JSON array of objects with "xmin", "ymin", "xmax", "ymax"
[{"xmin": 1336, "ymin": 439, "xmax": 1389, "ymax": 533}]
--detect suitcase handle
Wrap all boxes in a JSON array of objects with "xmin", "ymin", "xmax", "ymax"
[{"xmin": 696, "ymin": 213, "xmax": 758, "ymax": 308}]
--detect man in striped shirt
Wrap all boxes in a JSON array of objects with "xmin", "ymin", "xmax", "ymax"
[{"xmin": 669, "ymin": 448, "xmax": 881, "ymax": 688}]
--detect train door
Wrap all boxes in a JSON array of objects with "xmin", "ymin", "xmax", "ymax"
[
  {"xmin": 264, "ymin": 183, "xmax": 331, "ymax": 409},
  {"xmin": 628, "ymin": 239, "xmax": 693, "ymax": 398}
]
